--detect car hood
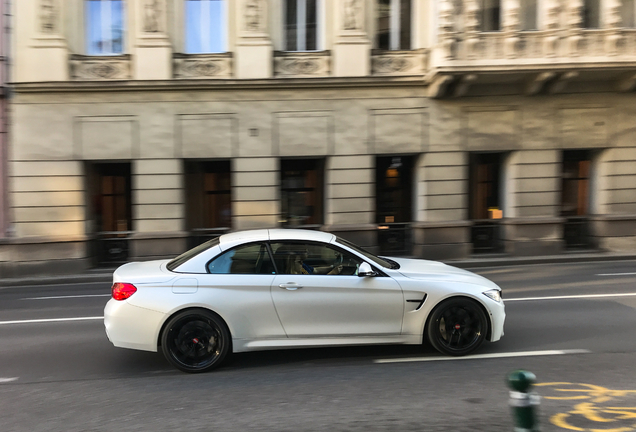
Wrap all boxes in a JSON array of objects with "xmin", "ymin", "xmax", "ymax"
[
  {"xmin": 389, "ymin": 257, "xmax": 499, "ymax": 290},
  {"xmin": 113, "ymin": 259, "xmax": 176, "ymax": 285}
]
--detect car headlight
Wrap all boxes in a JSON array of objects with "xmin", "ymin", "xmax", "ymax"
[{"xmin": 482, "ymin": 289, "xmax": 502, "ymax": 302}]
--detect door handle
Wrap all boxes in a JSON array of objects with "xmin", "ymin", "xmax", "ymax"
[{"xmin": 279, "ymin": 283, "xmax": 303, "ymax": 290}]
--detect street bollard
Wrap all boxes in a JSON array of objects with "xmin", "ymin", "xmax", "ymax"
[{"xmin": 507, "ymin": 370, "xmax": 541, "ymax": 432}]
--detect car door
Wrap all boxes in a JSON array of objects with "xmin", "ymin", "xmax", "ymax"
[
  {"xmin": 196, "ymin": 242, "xmax": 286, "ymax": 339},
  {"xmin": 269, "ymin": 241, "xmax": 404, "ymax": 337}
]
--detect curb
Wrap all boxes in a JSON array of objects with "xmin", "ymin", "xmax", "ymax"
[
  {"xmin": 1, "ymin": 253, "xmax": 635, "ymax": 287},
  {"xmin": 445, "ymin": 252, "xmax": 636, "ymax": 269}
]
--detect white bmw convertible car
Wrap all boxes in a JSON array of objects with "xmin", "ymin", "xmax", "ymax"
[{"xmin": 105, "ymin": 229, "xmax": 505, "ymax": 373}]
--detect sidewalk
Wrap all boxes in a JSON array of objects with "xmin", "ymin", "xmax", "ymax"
[{"xmin": 1, "ymin": 251, "xmax": 635, "ymax": 287}]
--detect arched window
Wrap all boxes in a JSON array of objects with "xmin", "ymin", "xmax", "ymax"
[
  {"xmin": 86, "ymin": 0, "xmax": 125, "ymax": 55},
  {"xmin": 285, "ymin": 0, "xmax": 320, "ymax": 51},
  {"xmin": 185, "ymin": 0, "xmax": 227, "ymax": 53},
  {"xmin": 376, "ymin": 0, "xmax": 411, "ymax": 50}
]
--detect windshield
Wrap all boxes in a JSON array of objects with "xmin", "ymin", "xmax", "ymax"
[
  {"xmin": 335, "ymin": 237, "xmax": 393, "ymax": 269},
  {"xmin": 167, "ymin": 237, "xmax": 220, "ymax": 271}
]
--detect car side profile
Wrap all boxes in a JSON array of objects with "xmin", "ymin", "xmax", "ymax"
[{"xmin": 104, "ymin": 229, "xmax": 505, "ymax": 373}]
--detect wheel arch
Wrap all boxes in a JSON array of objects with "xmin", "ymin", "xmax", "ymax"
[
  {"xmin": 156, "ymin": 306, "xmax": 233, "ymax": 351},
  {"xmin": 423, "ymin": 295, "xmax": 493, "ymax": 343}
]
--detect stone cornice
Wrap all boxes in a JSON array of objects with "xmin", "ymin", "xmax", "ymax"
[{"xmin": 11, "ymin": 76, "xmax": 426, "ymax": 94}]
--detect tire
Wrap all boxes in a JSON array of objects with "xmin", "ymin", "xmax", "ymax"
[
  {"xmin": 160, "ymin": 309, "xmax": 231, "ymax": 373},
  {"xmin": 426, "ymin": 297, "xmax": 488, "ymax": 356}
]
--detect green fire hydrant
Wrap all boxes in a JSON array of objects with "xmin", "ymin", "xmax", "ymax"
[{"xmin": 507, "ymin": 370, "xmax": 540, "ymax": 432}]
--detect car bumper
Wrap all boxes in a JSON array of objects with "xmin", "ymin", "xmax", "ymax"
[
  {"xmin": 104, "ymin": 299, "xmax": 165, "ymax": 352},
  {"xmin": 488, "ymin": 299, "xmax": 506, "ymax": 342}
]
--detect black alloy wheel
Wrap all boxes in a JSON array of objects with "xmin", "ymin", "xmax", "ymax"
[
  {"xmin": 161, "ymin": 309, "xmax": 231, "ymax": 373},
  {"xmin": 427, "ymin": 298, "xmax": 488, "ymax": 356}
]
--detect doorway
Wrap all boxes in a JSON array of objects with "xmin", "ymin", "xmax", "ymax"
[
  {"xmin": 86, "ymin": 162, "xmax": 132, "ymax": 266},
  {"xmin": 469, "ymin": 153, "xmax": 504, "ymax": 253},
  {"xmin": 375, "ymin": 155, "xmax": 414, "ymax": 255}
]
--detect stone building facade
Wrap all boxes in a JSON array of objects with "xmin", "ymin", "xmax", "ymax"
[
  {"xmin": 0, "ymin": 0, "xmax": 9, "ymax": 242},
  {"xmin": 4, "ymin": 0, "xmax": 636, "ymax": 275}
]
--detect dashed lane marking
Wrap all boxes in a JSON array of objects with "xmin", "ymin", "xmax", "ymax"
[
  {"xmin": 0, "ymin": 316, "xmax": 104, "ymax": 326},
  {"xmin": 20, "ymin": 294, "xmax": 110, "ymax": 300},
  {"xmin": 597, "ymin": 272, "xmax": 636, "ymax": 276},
  {"xmin": 506, "ymin": 293, "xmax": 636, "ymax": 302},
  {"xmin": 0, "ymin": 378, "xmax": 18, "ymax": 383},
  {"xmin": 374, "ymin": 349, "xmax": 590, "ymax": 364}
]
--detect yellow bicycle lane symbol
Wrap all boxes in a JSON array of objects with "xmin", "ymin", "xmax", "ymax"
[{"xmin": 536, "ymin": 382, "xmax": 636, "ymax": 432}]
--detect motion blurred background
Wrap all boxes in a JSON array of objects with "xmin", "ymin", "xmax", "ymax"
[{"xmin": 0, "ymin": 0, "xmax": 635, "ymax": 277}]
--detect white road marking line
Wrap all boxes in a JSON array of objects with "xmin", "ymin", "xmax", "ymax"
[
  {"xmin": 506, "ymin": 292, "xmax": 636, "ymax": 302},
  {"xmin": 0, "ymin": 316, "xmax": 104, "ymax": 326},
  {"xmin": 0, "ymin": 377, "xmax": 18, "ymax": 383},
  {"xmin": 374, "ymin": 349, "xmax": 590, "ymax": 364},
  {"xmin": 20, "ymin": 294, "xmax": 110, "ymax": 300},
  {"xmin": 597, "ymin": 272, "xmax": 636, "ymax": 276}
]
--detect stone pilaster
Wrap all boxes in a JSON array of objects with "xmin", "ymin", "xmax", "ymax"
[
  {"xmin": 438, "ymin": 0, "xmax": 455, "ymax": 59},
  {"xmin": 604, "ymin": 0, "xmax": 623, "ymax": 56},
  {"xmin": 543, "ymin": 0, "xmax": 561, "ymax": 57},
  {"xmin": 235, "ymin": 0, "xmax": 273, "ymax": 79},
  {"xmin": 567, "ymin": 0, "xmax": 584, "ymax": 56},
  {"xmin": 333, "ymin": 0, "xmax": 371, "ymax": 76},
  {"xmin": 133, "ymin": 0, "xmax": 172, "ymax": 79},
  {"xmin": 26, "ymin": 0, "xmax": 69, "ymax": 81},
  {"xmin": 502, "ymin": 0, "xmax": 521, "ymax": 58},
  {"xmin": 464, "ymin": 0, "xmax": 481, "ymax": 59}
]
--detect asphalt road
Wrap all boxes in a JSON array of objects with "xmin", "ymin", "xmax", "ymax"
[{"xmin": 1, "ymin": 260, "xmax": 636, "ymax": 432}]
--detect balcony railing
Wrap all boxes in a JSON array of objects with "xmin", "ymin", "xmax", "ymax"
[{"xmin": 437, "ymin": 28, "xmax": 636, "ymax": 65}]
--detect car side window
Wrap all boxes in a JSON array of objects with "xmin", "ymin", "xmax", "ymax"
[
  {"xmin": 207, "ymin": 243, "xmax": 275, "ymax": 274},
  {"xmin": 270, "ymin": 242, "xmax": 362, "ymax": 276}
]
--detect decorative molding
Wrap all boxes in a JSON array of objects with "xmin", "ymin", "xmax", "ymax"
[
  {"xmin": 371, "ymin": 50, "xmax": 427, "ymax": 76},
  {"xmin": 244, "ymin": 0, "xmax": 265, "ymax": 32},
  {"xmin": 173, "ymin": 53, "xmax": 233, "ymax": 79},
  {"xmin": 274, "ymin": 51, "xmax": 330, "ymax": 77},
  {"xmin": 143, "ymin": 0, "xmax": 162, "ymax": 33},
  {"xmin": 69, "ymin": 55, "xmax": 132, "ymax": 81},
  {"xmin": 39, "ymin": 0, "xmax": 58, "ymax": 34},
  {"xmin": 343, "ymin": 0, "xmax": 363, "ymax": 31}
]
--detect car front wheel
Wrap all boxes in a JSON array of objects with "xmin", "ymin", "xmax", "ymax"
[
  {"xmin": 427, "ymin": 298, "xmax": 488, "ymax": 356},
  {"xmin": 161, "ymin": 309, "xmax": 230, "ymax": 373}
]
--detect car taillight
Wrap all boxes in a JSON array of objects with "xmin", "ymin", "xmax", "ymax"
[{"xmin": 112, "ymin": 283, "xmax": 137, "ymax": 301}]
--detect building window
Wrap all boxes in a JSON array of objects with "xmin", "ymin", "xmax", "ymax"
[
  {"xmin": 185, "ymin": 160, "xmax": 232, "ymax": 247},
  {"xmin": 285, "ymin": 0, "xmax": 319, "ymax": 51},
  {"xmin": 280, "ymin": 159, "xmax": 324, "ymax": 226},
  {"xmin": 376, "ymin": 0, "xmax": 412, "ymax": 50},
  {"xmin": 481, "ymin": 0, "xmax": 501, "ymax": 31},
  {"xmin": 583, "ymin": 0, "xmax": 601, "ymax": 28},
  {"xmin": 622, "ymin": 0, "xmax": 636, "ymax": 27},
  {"xmin": 185, "ymin": 0, "xmax": 227, "ymax": 53},
  {"xmin": 86, "ymin": 162, "xmax": 132, "ymax": 265},
  {"xmin": 86, "ymin": 0, "xmax": 125, "ymax": 55},
  {"xmin": 561, "ymin": 150, "xmax": 592, "ymax": 249},
  {"xmin": 519, "ymin": 0, "xmax": 538, "ymax": 30},
  {"xmin": 469, "ymin": 153, "xmax": 504, "ymax": 254}
]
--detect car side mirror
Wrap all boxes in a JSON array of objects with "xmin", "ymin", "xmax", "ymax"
[{"xmin": 358, "ymin": 262, "xmax": 377, "ymax": 277}]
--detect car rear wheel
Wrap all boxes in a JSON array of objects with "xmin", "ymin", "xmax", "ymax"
[
  {"xmin": 161, "ymin": 309, "xmax": 230, "ymax": 373},
  {"xmin": 427, "ymin": 298, "xmax": 488, "ymax": 356}
]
